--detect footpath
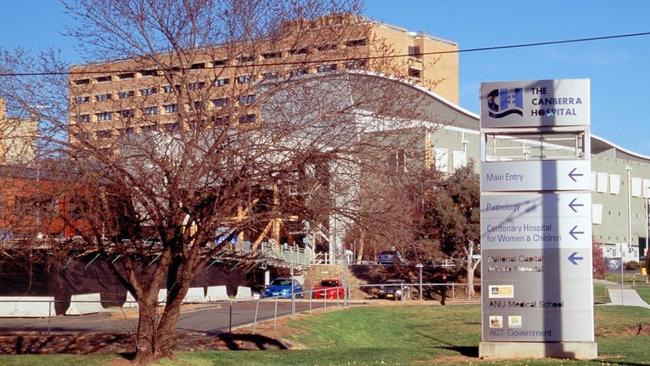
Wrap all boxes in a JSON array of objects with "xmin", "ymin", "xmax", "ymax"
[{"xmin": 595, "ymin": 278, "xmax": 650, "ymax": 309}]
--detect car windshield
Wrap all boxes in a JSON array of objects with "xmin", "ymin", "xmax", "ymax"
[
  {"xmin": 387, "ymin": 279, "xmax": 405, "ymax": 284},
  {"xmin": 321, "ymin": 280, "xmax": 339, "ymax": 287},
  {"xmin": 270, "ymin": 279, "xmax": 292, "ymax": 286}
]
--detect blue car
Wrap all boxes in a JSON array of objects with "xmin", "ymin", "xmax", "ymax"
[{"xmin": 264, "ymin": 277, "xmax": 304, "ymax": 298}]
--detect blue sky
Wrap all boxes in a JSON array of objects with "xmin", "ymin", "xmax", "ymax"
[{"xmin": 1, "ymin": 1, "xmax": 649, "ymax": 154}]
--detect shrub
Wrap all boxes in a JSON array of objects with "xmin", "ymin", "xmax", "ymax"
[{"xmin": 624, "ymin": 260, "xmax": 641, "ymax": 271}]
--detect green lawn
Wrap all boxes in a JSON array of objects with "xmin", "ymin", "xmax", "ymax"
[
  {"xmin": 593, "ymin": 282, "xmax": 610, "ymax": 304},
  {"xmin": 635, "ymin": 285, "xmax": 650, "ymax": 304},
  {"xmin": 1, "ymin": 305, "xmax": 649, "ymax": 366},
  {"xmin": 606, "ymin": 272, "xmax": 648, "ymax": 285}
]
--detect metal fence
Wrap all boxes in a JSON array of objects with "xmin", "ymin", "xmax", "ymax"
[{"xmin": 0, "ymin": 282, "xmax": 481, "ymax": 336}]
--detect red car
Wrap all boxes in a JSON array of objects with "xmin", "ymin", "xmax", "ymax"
[{"xmin": 312, "ymin": 279, "xmax": 346, "ymax": 299}]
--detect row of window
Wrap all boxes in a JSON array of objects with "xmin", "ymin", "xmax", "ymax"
[
  {"xmin": 72, "ymin": 60, "xmax": 366, "ymax": 106},
  {"xmin": 592, "ymin": 172, "xmax": 650, "ymax": 197},
  {"xmin": 90, "ymin": 114, "xmax": 257, "ymax": 139},
  {"xmin": 72, "ymin": 38, "xmax": 369, "ymax": 85},
  {"xmin": 77, "ymin": 94, "xmax": 256, "ymax": 123}
]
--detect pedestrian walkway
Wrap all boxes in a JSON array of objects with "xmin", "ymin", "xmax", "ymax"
[{"xmin": 607, "ymin": 289, "xmax": 650, "ymax": 309}]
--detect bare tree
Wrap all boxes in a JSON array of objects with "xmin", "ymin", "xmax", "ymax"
[{"xmin": 0, "ymin": 0, "xmax": 447, "ymax": 363}]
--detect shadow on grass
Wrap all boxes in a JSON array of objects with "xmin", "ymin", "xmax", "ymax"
[
  {"xmin": 204, "ymin": 331, "xmax": 288, "ymax": 350},
  {"xmin": 432, "ymin": 345, "xmax": 478, "ymax": 358}
]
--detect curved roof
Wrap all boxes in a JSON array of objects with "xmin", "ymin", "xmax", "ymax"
[{"xmin": 348, "ymin": 71, "xmax": 650, "ymax": 163}]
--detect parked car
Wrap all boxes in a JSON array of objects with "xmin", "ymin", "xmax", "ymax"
[
  {"xmin": 378, "ymin": 279, "xmax": 410, "ymax": 300},
  {"xmin": 377, "ymin": 250, "xmax": 406, "ymax": 265},
  {"xmin": 263, "ymin": 277, "xmax": 304, "ymax": 299},
  {"xmin": 312, "ymin": 279, "xmax": 346, "ymax": 299}
]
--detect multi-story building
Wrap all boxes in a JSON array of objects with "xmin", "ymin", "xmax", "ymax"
[
  {"xmin": 0, "ymin": 99, "xmax": 38, "ymax": 165},
  {"xmin": 67, "ymin": 15, "xmax": 458, "ymax": 142}
]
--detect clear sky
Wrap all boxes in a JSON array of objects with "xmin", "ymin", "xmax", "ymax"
[{"xmin": 1, "ymin": 1, "xmax": 649, "ymax": 154}]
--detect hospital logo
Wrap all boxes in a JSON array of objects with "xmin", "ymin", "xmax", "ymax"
[{"xmin": 487, "ymin": 88, "xmax": 523, "ymax": 118}]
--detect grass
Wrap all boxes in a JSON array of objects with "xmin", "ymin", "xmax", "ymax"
[
  {"xmin": 593, "ymin": 282, "xmax": 610, "ymax": 304},
  {"xmin": 606, "ymin": 272, "xmax": 648, "ymax": 285},
  {"xmin": 635, "ymin": 285, "xmax": 650, "ymax": 304},
  {"xmin": 1, "ymin": 305, "xmax": 649, "ymax": 365}
]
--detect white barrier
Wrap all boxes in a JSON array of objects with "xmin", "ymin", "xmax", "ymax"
[
  {"xmin": 124, "ymin": 291, "xmax": 138, "ymax": 308},
  {"xmin": 206, "ymin": 285, "xmax": 228, "ymax": 301},
  {"xmin": 66, "ymin": 293, "xmax": 104, "ymax": 315},
  {"xmin": 182, "ymin": 287, "xmax": 206, "ymax": 303},
  {"xmin": 157, "ymin": 289, "xmax": 167, "ymax": 305},
  {"xmin": 0, "ymin": 296, "xmax": 55, "ymax": 317},
  {"xmin": 235, "ymin": 286, "xmax": 252, "ymax": 300}
]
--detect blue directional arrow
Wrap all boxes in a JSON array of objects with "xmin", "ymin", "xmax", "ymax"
[
  {"xmin": 568, "ymin": 252, "xmax": 584, "ymax": 265},
  {"xmin": 568, "ymin": 168, "xmax": 584, "ymax": 182},
  {"xmin": 568, "ymin": 198, "xmax": 584, "ymax": 213},
  {"xmin": 569, "ymin": 225, "xmax": 585, "ymax": 240}
]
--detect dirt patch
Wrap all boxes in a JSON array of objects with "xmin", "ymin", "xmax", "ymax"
[
  {"xmin": 597, "ymin": 322, "xmax": 650, "ymax": 337},
  {"xmin": 0, "ymin": 329, "xmax": 290, "ymax": 355}
]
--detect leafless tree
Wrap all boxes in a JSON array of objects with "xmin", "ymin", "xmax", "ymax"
[{"xmin": 0, "ymin": 0, "xmax": 451, "ymax": 363}]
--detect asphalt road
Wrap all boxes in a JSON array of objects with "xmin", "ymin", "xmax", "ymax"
[{"xmin": 0, "ymin": 299, "xmax": 347, "ymax": 334}]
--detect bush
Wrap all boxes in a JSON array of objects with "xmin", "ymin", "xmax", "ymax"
[
  {"xmin": 592, "ymin": 240, "xmax": 607, "ymax": 279},
  {"xmin": 625, "ymin": 260, "xmax": 641, "ymax": 271}
]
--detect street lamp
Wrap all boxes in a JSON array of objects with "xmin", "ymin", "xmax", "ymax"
[{"xmin": 416, "ymin": 263, "xmax": 424, "ymax": 301}]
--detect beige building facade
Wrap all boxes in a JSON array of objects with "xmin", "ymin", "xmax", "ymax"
[
  {"xmin": 67, "ymin": 16, "xmax": 458, "ymax": 142},
  {"xmin": 0, "ymin": 99, "xmax": 38, "ymax": 165}
]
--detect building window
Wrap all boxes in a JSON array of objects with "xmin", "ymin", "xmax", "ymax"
[
  {"xmin": 214, "ymin": 78, "xmax": 230, "ymax": 87},
  {"xmin": 96, "ymin": 112, "xmax": 112, "ymax": 121},
  {"xmin": 118, "ymin": 72, "xmax": 135, "ymax": 80},
  {"xmin": 95, "ymin": 93, "xmax": 112, "ymax": 102},
  {"xmin": 120, "ymin": 109, "xmax": 134, "ymax": 118},
  {"xmin": 74, "ymin": 95, "xmax": 91, "ymax": 104},
  {"xmin": 262, "ymin": 51, "xmax": 282, "ymax": 59},
  {"xmin": 141, "ymin": 69, "xmax": 157, "ymax": 77},
  {"xmin": 345, "ymin": 60, "xmax": 366, "ymax": 70},
  {"xmin": 95, "ymin": 75, "xmax": 111, "ymax": 83},
  {"xmin": 188, "ymin": 81, "xmax": 205, "ymax": 90},
  {"xmin": 118, "ymin": 90, "xmax": 135, "ymax": 99},
  {"xmin": 120, "ymin": 127, "xmax": 136, "ymax": 136},
  {"xmin": 237, "ymin": 55, "xmax": 255, "ymax": 63},
  {"xmin": 292, "ymin": 68, "xmax": 309, "ymax": 76},
  {"xmin": 317, "ymin": 44, "xmax": 337, "ymax": 52},
  {"xmin": 239, "ymin": 114, "xmax": 256, "ymax": 124},
  {"xmin": 236, "ymin": 75, "xmax": 251, "ymax": 84},
  {"xmin": 408, "ymin": 68, "xmax": 421, "ymax": 79},
  {"xmin": 193, "ymin": 100, "xmax": 204, "ymax": 110},
  {"xmin": 239, "ymin": 94, "xmax": 256, "ymax": 105},
  {"xmin": 141, "ymin": 125, "xmax": 158, "ymax": 134},
  {"xmin": 213, "ymin": 115, "xmax": 230, "ymax": 125},
  {"xmin": 190, "ymin": 62, "xmax": 205, "ymax": 69},
  {"xmin": 317, "ymin": 64, "xmax": 337, "ymax": 73},
  {"xmin": 213, "ymin": 59, "xmax": 228, "ymax": 66},
  {"xmin": 143, "ymin": 106, "xmax": 158, "ymax": 116},
  {"xmin": 140, "ymin": 87, "xmax": 157, "ymax": 96},
  {"xmin": 345, "ymin": 38, "xmax": 367, "ymax": 47},
  {"xmin": 96, "ymin": 130, "xmax": 112, "ymax": 139},
  {"xmin": 408, "ymin": 46, "xmax": 421, "ymax": 58},
  {"xmin": 163, "ymin": 104, "xmax": 178, "ymax": 114},
  {"xmin": 262, "ymin": 72, "xmax": 278, "ymax": 80},
  {"xmin": 212, "ymin": 98, "xmax": 229, "ymax": 108},
  {"xmin": 77, "ymin": 114, "xmax": 91, "ymax": 123},
  {"xmin": 289, "ymin": 48, "xmax": 308, "ymax": 55},
  {"xmin": 74, "ymin": 78, "xmax": 90, "ymax": 85},
  {"xmin": 162, "ymin": 84, "xmax": 179, "ymax": 93}
]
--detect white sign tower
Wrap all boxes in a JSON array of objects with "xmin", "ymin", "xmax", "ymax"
[{"xmin": 479, "ymin": 79, "xmax": 597, "ymax": 359}]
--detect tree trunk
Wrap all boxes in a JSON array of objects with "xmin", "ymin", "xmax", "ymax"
[
  {"xmin": 356, "ymin": 231, "xmax": 365, "ymax": 264},
  {"xmin": 134, "ymin": 297, "xmax": 159, "ymax": 365}
]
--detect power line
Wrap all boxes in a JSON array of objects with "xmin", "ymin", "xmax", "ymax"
[{"xmin": 1, "ymin": 31, "xmax": 649, "ymax": 77}]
